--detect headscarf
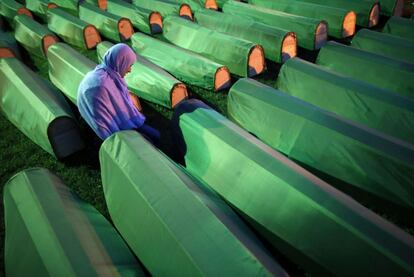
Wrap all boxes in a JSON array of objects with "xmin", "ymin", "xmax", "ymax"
[{"xmin": 77, "ymin": 43, "xmax": 145, "ymax": 140}]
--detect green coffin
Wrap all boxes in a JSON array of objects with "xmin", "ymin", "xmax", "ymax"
[
  {"xmin": 248, "ymin": 0, "xmax": 356, "ymax": 38},
  {"xmin": 351, "ymin": 29, "xmax": 414, "ymax": 64},
  {"xmin": 47, "ymin": 7, "xmax": 101, "ymax": 49},
  {"xmin": 100, "ymin": 131, "xmax": 287, "ymax": 276},
  {"xmin": 4, "ymin": 168, "xmax": 145, "ymax": 276},
  {"xmin": 0, "ymin": 30, "xmax": 20, "ymax": 58},
  {"xmin": 97, "ymin": 41, "xmax": 188, "ymax": 108},
  {"xmin": 25, "ymin": 0, "xmax": 54, "ymax": 21},
  {"xmin": 163, "ymin": 15, "xmax": 265, "ymax": 77},
  {"xmin": 51, "ymin": 0, "xmax": 78, "ymax": 15},
  {"xmin": 132, "ymin": 0, "xmax": 192, "ymax": 19},
  {"xmin": 14, "ymin": 14, "xmax": 59, "ymax": 58},
  {"xmin": 223, "ymin": 0, "xmax": 327, "ymax": 50},
  {"xmin": 0, "ymin": 0, "xmax": 32, "ymax": 23},
  {"xmin": 0, "ymin": 58, "xmax": 84, "ymax": 158},
  {"xmin": 316, "ymin": 41, "xmax": 414, "ymax": 100},
  {"xmin": 288, "ymin": 0, "xmax": 379, "ymax": 27},
  {"xmin": 131, "ymin": 32, "xmax": 231, "ymax": 91},
  {"xmin": 228, "ymin": 78, "xmax": 414, "ymax": 209},
  {"xmin": 276, "ymin": 58, "xmax": 414, "ymax": 145},
  {"xmin": 172, "ymin": 98, "xmax": 414, "ymax": 275},
  {"xmin": 47, "ymin": 42, "xmax": 96, "ymax": 104},
  {"xmin": 383, "ymin": 16, "xmax": 414, "ymax": 41},
  {"xmin": 79, "ymin": 3, "xmax": 134, "ymax": 42},
  {"xmin": 195, "ymin": 9, "xmax": 296, "ymax": 63},
  {"xmin": 107, "ymin": 0, "xmax": 162, "ymax": 34}
]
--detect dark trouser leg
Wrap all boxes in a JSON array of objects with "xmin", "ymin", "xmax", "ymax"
[{"xmin": 136, "ymin": 124, "xmax": 161, "ymax": 145}]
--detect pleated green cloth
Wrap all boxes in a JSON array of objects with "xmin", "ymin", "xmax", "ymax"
[
  {"xmin": 352, "ymin": 29, "xmax": 414, "ymax": 64},
  {"xmin": 277, "ymin": 58, "xmax": 414, "ymax": 145},
  {"xmin": 14, "ymin": 14, "xmax": 58, "ymax": 58},
  {"xmin": 223, "ymin": 0, "xmax": 326, "ymax": 50},
  {"xmin": 4, "ymin": 168, "xmax": 146, "ymax": 276},
  {"xmin": 316, "ymin": 42, "xmax": 414, "ymax": 100},
  {"xmin": 287, "ymin": 0, "xmax": 379, "ymax": 27},
  {"xmin": 97, "ymin": 41, "xmax": 187, "ymax": 108},
  {"xmin": 132, "ymin": 0, "xmax": 188, "ymax": 18},
  {"xmin": 163, "ymin": 15, "xmax": 264, "ymax": 77},
  {"xmin": 25, "ymin": 0, "xmax": 51, "ymax": 21},
  {"xmin": 248, "ymin": 0, "xmax": 355, "ymax": 38},
  {"xmin": 47, "ymin": 7, "xmax": 101, "ymax": 49},
  {"xmin": 47, "ymin": 43, "xmax": 96, "ymax": 104},
  {"xmin": 172, "ymin": 98, "xmax": 414, "ymax": 276},
  {"xmin": 107, "ymin": 0, "xmax": 162, "ymax": 34},
  {"xmin": 0, "ymin": 58, "xmax": 84, "ymax": 158},
  {"xmin": 100, "ymin": 131, "xmax": 287, "ymax": 276},
  {"xmin": 51, "ymin": 0, "xmax": 78, "ymax": 15},
  {"xmin": 79, "ymin": 3, "xmax": 133, "ymax": 42},
  {"xmin": 195, "ymin": 9, "xmax": 295, "ymax": 63},
  {"xmin": 131, "ymin": 32, "xmax": 230, "ymax": 91},
  {"xmin": 383, "ymin": 16, "xmax": 414, "ymax": 41}
]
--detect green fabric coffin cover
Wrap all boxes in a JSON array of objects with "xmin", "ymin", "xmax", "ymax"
[
  {"xmin": 0, "ymin": 0, "xmax": 32, "ymax": 23},
  {"xmin": 316, "ymin": 42, "xmax": 414, "ymax": 100},
  {"xmin": 51, "ymin": 0, "xmax": 78, "ymax": 15},
  {"xmin": 229, "ymin": 78, "xmax": 414, "ymax": 208},
  {"xmin": 132, "ymin": 0, "xmax": 189, "ymax": 19},
  {"xmin": 0, "ymin": 58, "xmax": 84, "ymax": 158},
  {"xmin": 288, "ymin": 0, "xmax": 379, "ymax": 27},
  {"xmin": 25, "ymin": 0, "xmax": 53, "ymax": 20},
  {"xmin": 172, "ymin": 98, "xmax": 414, "ymax": 275},
  {"xmin": 100, "ymin": 131, "xmax": 287, "ymax": 276},
  {"xmin": 0, "ymin": 30, "xmax": 20, "ymax": 58},
  {"xmin": 131, "ymin": 32, "xmax": 230, "ymax": 91},
  {"xmin": 47, "ymin": 7, "xmax": 101, "ymax": 49},
  {"xmin": 248, "ymin": 0, "xmax": 355, "ymax": 39},
  {"xmin": 383, "ymin": 16, "xmax": 414, "ymax": 41},
  {"xmin": 14, "ymin": 14, "xmax": 59, "ymax": 58},
  {"xmin": 163, "ymin": 16, "xmax": 264, "ymax": 77},
  {"xmin": 223, "ymin": 1, "xmax": 326, "ymax": 50},
  {"xmin": 4, "ymin": 168, "xmax": 145, "ymax": 276},
  {"xmin": 351, "ymin": 29, "xmax": 414, "ymax": 64},
  {"xmin": 79, "ymin": 3, "xmax": 133, "ymax": 42},
  {"xmin": 97, "ymin": 41, "xmax": 188, "ymax": 108},
  {"xmin": 380, "ymin": 0, "xmax": 404, "ymax": 16},
  {"xmin": 195, "ymin": 9, "xmax": 296, "ymax": 63},
  {"xmin": 107, "ymin": 0, "xmax": 162, "ymax": 34},
  {"xmin": 48, "ymin": 43, "xmax": 96, "ymax": 104},
  {"xmin": 277, "ymin": 58, "xmax": 414, "ymax": 145}
]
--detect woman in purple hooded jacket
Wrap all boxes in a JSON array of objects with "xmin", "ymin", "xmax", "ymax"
[{"xmin": 77, "ymin": 43, "xmax": 160, "ymax": 143}]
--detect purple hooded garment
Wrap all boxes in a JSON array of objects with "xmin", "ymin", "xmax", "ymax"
[{"xmin": 77, "ymin": 43, "xmax": 145, "ymax": 140}]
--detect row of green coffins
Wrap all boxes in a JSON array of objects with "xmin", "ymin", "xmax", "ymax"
[
  {"xmin": 222, "ymin": 0, "xmax": 327, "ymax": 50},
  {"xmin": 4, "ymin": 168, "xmax": 146, "ymax": 276},
  {"xmin": 316, "ymin": 41, "xmax": 414, "ymax": 100},
  {"xmin": 0, "ymin": 58, "xmax": 84, "ymax": 159},
  {"xmin": 0, "ymin": 0, "xmax": 32, "ymax": 25},
  {"xmin": 162, "ymin": 15, "xmax": 265, "ymax": 77},
  {"xmin": 131, "ymin": 32, "xmax": 231, "ymax": 91},
  {"xmin": 351, "ymin": 28, "xmax": 414, "ymax": 64},
  {"xmin": 246, "ymin": 0, "xmax": 356, "ymax": 39},
  {"xmin": 194, "ymin": 9, "xmax": 297, "ymax": 63},
  {"xmin": 286, "ymin": 0, "xmax": 380, "ymax": 26},
  {"xmin": 383, "ymin": 16, "xmax": 414, "ymax": 41},
  {"xmin": 276, "ymin": 58, "xmax": 414, "ymax": 145},
  {"xmin": 228, "ymin": 78, "xmax": 414, "ymax": 209},
  {"xmin": 47, "ymin": 42, "xmax": 188, "ymax": 109},
  {"xmin": 100, "ymin": 131, "xmax": 287, "ymax": 276},
  {"xmin": 171, "ymin": 98, "xmax": 414, "ymax": 275}
]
